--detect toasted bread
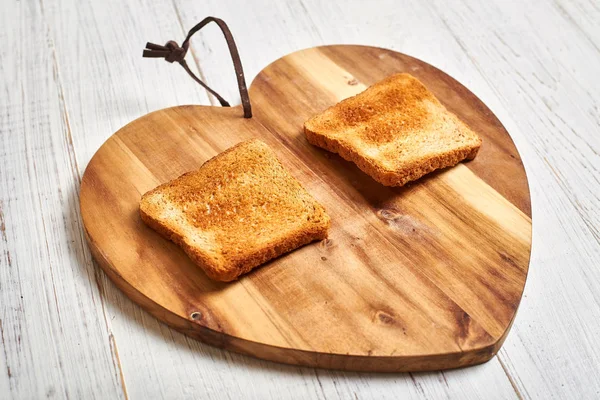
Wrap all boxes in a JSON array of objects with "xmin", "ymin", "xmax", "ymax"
[
  {"xmin": 304, "ymin": 73, "xmax": 482, "ymax": 187},
  {"xmin": 140, "ymin": 139, "xmax": 330, "ymax": 282}
]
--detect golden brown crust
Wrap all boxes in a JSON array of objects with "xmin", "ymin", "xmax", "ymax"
[
  {"xmin": 140, "ymin": 139, "xmax": 330, "ymax": 282},
  {"xmin": 304, "ymin": 73, "xmax": 482, "ymax": 187}
]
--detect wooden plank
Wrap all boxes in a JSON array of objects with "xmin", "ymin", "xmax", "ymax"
[
  {"xmin": 421, "ymin": 0, "xmax": 600, "ymax": 398},
  {"xmin": 0, "ymin": 1, "xmax": 124, "ymax": 398}
]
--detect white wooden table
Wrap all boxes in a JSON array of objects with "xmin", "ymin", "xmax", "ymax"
[{"xmin": 2, "ymin": 0, "xmax": 599, "ymax": 398}]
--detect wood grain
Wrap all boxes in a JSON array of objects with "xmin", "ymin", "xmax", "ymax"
[
  {"xmin": 0, "ymin": 0, "xmax": 125, "ymax": 398},
  {"xmin": 4, "ymin": 0, "xmax": 600, "ymax": 397},
  {"xmin": 80, "ymin": 46, "xmax": 531, "ymax": 371}
]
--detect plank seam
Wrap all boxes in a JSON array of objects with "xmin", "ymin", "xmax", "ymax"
[
  {"xmin": 109, "ymin": 333, "xmax": 129, "ymax": 400},
  {"xmin": 498, "ymin": 356, "xmax": 525, "ymax": 400}
]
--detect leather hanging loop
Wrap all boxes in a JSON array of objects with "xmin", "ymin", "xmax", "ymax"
[{"xmin": 143, "ymin": 17, "xmax": 252, "ymax": 118}]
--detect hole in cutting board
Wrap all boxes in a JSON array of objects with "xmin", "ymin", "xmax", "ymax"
[{"xmin": 190, "ymin": 312, "xmax": 202, "ymax": 321}]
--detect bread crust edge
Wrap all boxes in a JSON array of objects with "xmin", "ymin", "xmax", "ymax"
[
  {"xmin": 304, "ymin": 125, "xmax": 481, "ymax": 187},
  {"xmin": 140, "ymin": 200, "xmax": 330, "ymax": 282}
]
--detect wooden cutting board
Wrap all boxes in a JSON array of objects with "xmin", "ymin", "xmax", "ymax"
[{"xmin": 80, "ymin": 45, "xmax": 531, "ymax": 372}]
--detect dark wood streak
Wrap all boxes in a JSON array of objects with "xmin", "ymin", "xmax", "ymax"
[
  {"xmin": 455, "ymin": 309, "xmax": 472, "ymax": 342},
  {"xmin": 498, "ymin": 252, "xmax": 521, "ymax": 271},
  {"xmin": 365, "ymin": 177, "xmax": 525, "ymax": 332},
  {"xmin": 348, "ymin": 236, "xmax": 495, "ymax": 348},
  {"xmin": 249, "ymin": 251, "xmax": 405, "ymax": 352}
]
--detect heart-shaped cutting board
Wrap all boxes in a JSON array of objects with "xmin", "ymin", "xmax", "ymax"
[{"xmin": 80, "ymin": 45, "xmax": 531, "ymax": 372}]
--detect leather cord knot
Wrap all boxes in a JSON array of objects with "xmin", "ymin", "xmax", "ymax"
[
  {"xmin": 164, "ymin": 40, "xmax": 188, "ymax": 63},
  {"xmin": 143, "ymin": 41, "xmax": 189, "ymax": 63},
  {"xmin": 143, "ymin": 17, "xmax": 252, "ymax": 118}
]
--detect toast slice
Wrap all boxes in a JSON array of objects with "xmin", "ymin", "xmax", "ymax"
[
  {"xmin": 304, "ymin": 73, "xmax": 482, "ymax": 187},
  {"xmin": 140, "ymin": 139, "xmax": 330, "ymax": 282}
]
